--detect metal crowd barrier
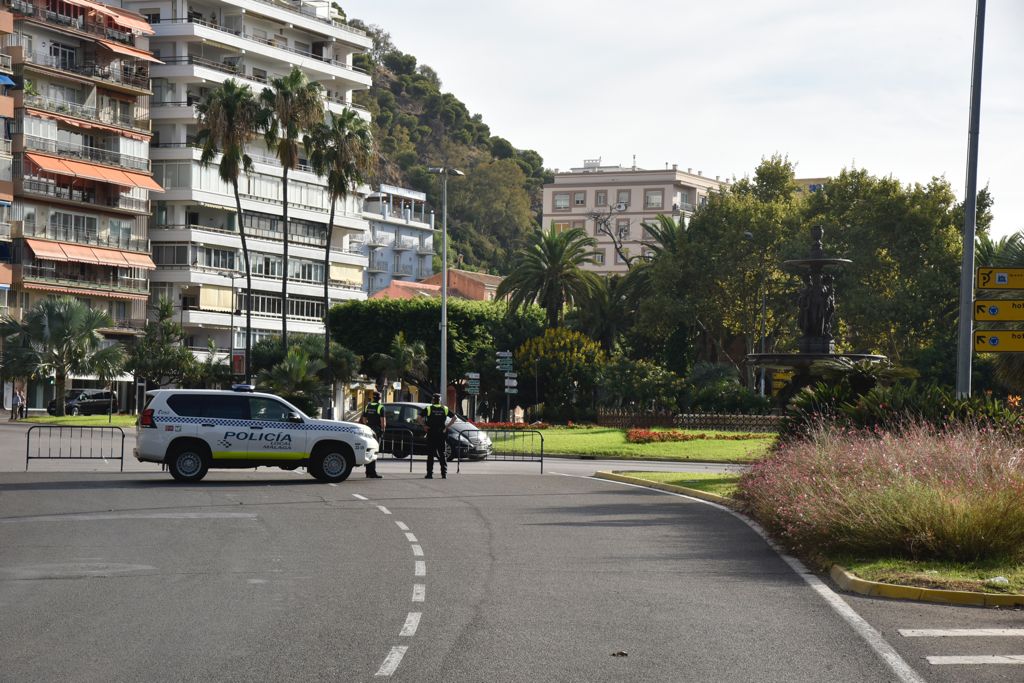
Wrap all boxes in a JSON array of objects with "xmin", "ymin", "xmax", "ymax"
[
  {"xmin": 25, "ymin": 425, "xmax": 126, "ymax": 471},
  {"xmin": 451, "ymin": 429, "xmax": 545, "ymax": 474}
]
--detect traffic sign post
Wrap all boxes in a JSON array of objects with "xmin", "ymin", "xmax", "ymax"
[
  {"xmin": 977, "ymin": 268, "xmax": 1024, "ymax": 290},
  {"xmin": 974, "ymin": 300, "xmax": 1024, "ymax": 322},
  {"xmin": 974, "ymin": 331, "xmax": 1024, "ymax": 353}
]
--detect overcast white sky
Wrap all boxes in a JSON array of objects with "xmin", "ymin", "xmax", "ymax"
[{"xmin": 343, "ymin": 0, "xmax": 1023, "ymax": 237}]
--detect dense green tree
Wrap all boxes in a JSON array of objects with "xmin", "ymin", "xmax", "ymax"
[
  {"xmin": 126, "ymin": 299, "xmax": 197, "ymax": 388},
  {"xmin": 256, "ymin": 347, "xmax": 326, "ymax": 416},
  {"xmin": 1, "ymin": 298, "xmax": 124, "ymax": 416},
  {"xmin": 447, "ymin": 159, "xmax": 535, "ymax": 266},
  {"xmin": 496, "ymin": 226, "xmax": 601, "ymax": 328},
  {"xmin": 516, "ymin": 328, "xmax": 605, "ymax": 419},
  {"xmin": 568, "ymin": 275, "xmax": 635, "ymax": 353},
  {"xmin": 195, "ymin": 79, "xmax": 260, "ymax": 381},
  {"xmin": 366, "ymin": 331, "xmax": 428, "ymax": 394},
  {"xmin": 259, "ymin": 67, "xmax": 325, "ymax": 349}
]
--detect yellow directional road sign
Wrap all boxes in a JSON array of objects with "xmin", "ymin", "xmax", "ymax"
[
  {"xmin": 977, "ymin": 268, "xmax": 1024, "ymax": 289},
  {"xmin": 974, "ymin": 331, "xmax": 1024, "ymax": 353},
  {"xmin": 975, "ymin": 300, "xmax": 1024, "ymax": 321}
]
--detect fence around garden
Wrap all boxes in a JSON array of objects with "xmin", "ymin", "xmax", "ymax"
[
  {"xmin": 25, "ymin": 425, "xmax": 126, "ymax": 471},
  {"xmin": 596, "ymin": 409, "xmax": 782, "ymax": 433}
]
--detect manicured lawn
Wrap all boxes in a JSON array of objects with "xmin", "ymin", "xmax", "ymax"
[
  {"xmin": 619, "ymin": 471, "xmax": 741, "ymax": 497},
  {"xmin": 22, "ymin": 415, "xmax": 137, "ymax": 428},
  {"xmin": 538, "ymin": 426, "xmax": 772, "ymax": 463},
  {"xmin": 837, "ymin": 557, "xmax": 1024, "ymax": 595}
]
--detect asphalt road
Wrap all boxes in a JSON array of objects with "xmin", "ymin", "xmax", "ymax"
[{"xmin": 2, "ymin": 425, "xmax": 1021, "ymax": 681}]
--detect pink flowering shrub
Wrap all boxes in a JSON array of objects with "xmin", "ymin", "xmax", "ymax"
[{"xmin": 739, "ymin": 423, "xmax": 1024, "ymax": 562}]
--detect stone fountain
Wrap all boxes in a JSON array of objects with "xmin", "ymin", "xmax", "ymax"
[{"xmin": 747, "ymin": 226, "xmax": 885, "ymax": 404}]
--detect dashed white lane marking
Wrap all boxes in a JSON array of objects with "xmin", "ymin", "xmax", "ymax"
[
  {"xmin": 352, "ymin": 494, "xmax": 368, "ymax": 501},
  {"xmin": 374, "ymin": 646, "xmax": 408, "ymax": 677},
  {"xmin": 412, "ymin": 584, "xmax": 425, "ymax": 602},
  {"xmin": 901, "ymin": 629, "xmax": 1024, "ymax": 637},
  {"xmin": 1, "ymin": 512, "xmax": 257, "ymax": 523},
  {"xmin": 377, "ymin": 505, "xmax": 391, "ymax": 514},
  {"xmin": 404, "ymin": 532, "xmax": 418, "ymax": 543},
  {"xmin": 395, "ymin": 521, "xmax": 409, "ymax": 531},
  {"xmin": 399, "ymin": 612, "xmax": 422, "ymax": 637},
  {"xmin": 411, "ymin": 544, "xmax": 423, "ymax": 557},
  {"xmin": 576, "ymin": 473, "xmax": 927, "ymax": 683},
  {"xmin": 414, "ymin": 561, "xmax": 426, "ymax": 576},
  {"xmin": 928, "ymin": 655, "xmax": 1024, "ymax": 665}
]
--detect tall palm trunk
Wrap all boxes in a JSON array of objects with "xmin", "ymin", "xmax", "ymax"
[
  {"xmin": 281, "ymin": 166, "xmax": 290, "ymax": 350},
  {"xmin": 232, "ymin": 177, "xmax": 253, "ymax": 383},
  {"xmin": 321, "ymin": 193, "xmax": 337, "ymax": 417}
]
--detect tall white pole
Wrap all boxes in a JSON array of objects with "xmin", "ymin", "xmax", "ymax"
[
  {"xmin": 955, "ymin": 0, "xmax": 986, "ymax": 398},
  {"xmin": 440, "ymin": 173, "xmax": 448, "ymax": 406}
]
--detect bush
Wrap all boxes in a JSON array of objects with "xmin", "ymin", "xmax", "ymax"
[
  {"xmin": 677, "ymin": 362, "xmax": 772, "ymax": 415},
  {"xmin": 739, "ymin": 424, "xmax": 1024, "ymax": 563},
  {"xmin": 626, "ymin": 429, "xmax": 766, "ymax": 444}
]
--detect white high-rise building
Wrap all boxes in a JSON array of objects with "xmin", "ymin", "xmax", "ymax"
[{"xmin": 122, "ymin": 0, "xmax": 373, "ymax": 363}]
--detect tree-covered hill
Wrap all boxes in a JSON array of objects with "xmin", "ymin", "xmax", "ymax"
[{"xmin": 348, "ymin": 19, "xmax": 551, "ymax": 273}]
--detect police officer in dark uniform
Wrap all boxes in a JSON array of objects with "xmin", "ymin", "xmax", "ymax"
[
  {"xmin": 421, "ymin": 393, "xmax": 454, "ymax": 479},
  {"xmin": 360, "ymin": 392, "xmax": 385, "ymax": 479}
]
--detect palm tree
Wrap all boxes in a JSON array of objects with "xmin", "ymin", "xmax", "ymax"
[
  {"xmin": 305, "ymin": 108, "xmax": 373, "ymax": 402},
  {"xmin": 366, "ymin": 332, "xmax": 429, "ymax": 396},
  {"xmin": 496, "ymin": 225, "xmax": 601, "ymax": 328},
  {"xmin": 195, "ymin": 79, "xmax": 260, "ymax": 383},
  {"xmin": 257, "ymin": 347, "xmax": 327, "ymax": 416},
  {"xmin": 0, "ymin": 298, "xmax": 125, "ymax": 416},
  {"xmin": 569, "ymin": 275, "xmax": 635, "ymax": 352},
  {"xmin": 628, "ymin": 213, "xmax": 688, "ymax": 297},
  {"xmin": 259, "ymin": 67, "xmax": 325, "ymax": 350}
]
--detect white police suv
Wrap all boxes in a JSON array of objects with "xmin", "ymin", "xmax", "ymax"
[{"xmin": 135, "ymin": 386, "xmax": 378, "ymax": 483}]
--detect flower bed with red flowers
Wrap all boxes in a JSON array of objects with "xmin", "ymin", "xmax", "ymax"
[
  {"xmin": 626, "ymin": 429, "xmax": 768, "ymax": 444},
  {"xmin": 471, "ymin": 422, "xmax": 549, "ymax": 430}
]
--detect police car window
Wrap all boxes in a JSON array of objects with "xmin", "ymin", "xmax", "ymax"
[
  {"xmin": 202, "ymin": 395, "xmax": 249, "ymax": 420},
  {"xmin": 250, "ymin": 398, "xmax": 292, "ymax": 422},
  {"xmin": 167, "ymin": 394, "xmax": 205, "ymax": 417}
]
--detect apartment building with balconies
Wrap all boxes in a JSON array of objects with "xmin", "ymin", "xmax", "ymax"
[
  {"xmin": 541, "ymin": 159, "xmax": 728, "ymax": 275},
  {"xmin": 0, "ymin": 8, "xmax": 14, "ymax": 314},
  {"xmin": 1, "ymin": 0, "xmax": 160, "ymax": 327},
  {"xmin": 123, "ymin": 0, "xmax": 374, "ymax": 356},
  {"xmin": 360, "ymin": 184, "xmax": 434, "ymax": 295}
]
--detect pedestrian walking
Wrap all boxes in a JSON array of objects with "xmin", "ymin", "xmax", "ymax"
[
  {"xmin": 360, "ymin": 391, "xmax": 385, "ymax": 479},
  {"xmin": 421, "ymin": 393, "xmax": 454, "ymax": 479},
  {"xmin": 10, "ymin": 388, "xmax": 22, "ymax": 421}
]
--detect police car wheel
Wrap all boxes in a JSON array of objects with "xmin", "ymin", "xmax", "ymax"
[
  {"xmin": 310, "ymin": 446, "xmax": 354, "ymax": 483},
  {"xmin": 167, "ymin": 444, "xmax": 209, "ymax": 483}
]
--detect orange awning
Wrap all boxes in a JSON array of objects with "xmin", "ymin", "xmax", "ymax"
[
  {"xmin": 98, "ymin": 39, "xmax": 162, "ymax": 63},
  {"xmin": 60, "ymin": 244, "xmax": 101, "ymax": 264},
  {"xmin": 124, "ymin": 171, "xmax": 164, "ymax": 192},
  {"xmin": 24, "ymin": 153, "xmax": 74, "ymax": 177},
  {"xmin": 102, "ymin": 8, "xmax": 155, "ymax": 36},
  {"xmin": 27, "ymin": 110, "xmax": 151, "ymax": 141},
  {"xmin": 60, "ymin": 159, "xmax": 111, "ymax": 184},
  {"xmin": 97, "ymin": 167, "xmax": 136, "ymax": 186},
  {"xmin": 22, "ymin": 282, "xmax": 148, "ymax": 301},
  {"xmin": 90, "ymin": 247, "xmax": 130, "ymax": 267},
  {"xmin": 25, "ymin": 239, "xmax": 70, "ymax": 262},
  {"xmin": 120, "ymin": 251, "xmax": 157, "ymax": 270}
]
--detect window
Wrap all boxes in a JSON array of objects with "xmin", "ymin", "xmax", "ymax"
[
  {"xmin": 592, "ymin": 250, "xmax": 605, "ymax": 265},
  {"xmin": 141, "ymin": 9, "xmax": 160, "ymax": 23},
  {"xmin": 553, "ymin": 192, "xmax": 570, "ymax": 210},
  {"xmin": 616, "ymin": 219, "xmax": 630, "ymax": 241},
  {"xmin": 615, "ymin": 248, "xmax": 630, "ymax": 265},
  {"xmin": 573, "ymin": 191, "xmax": 586, "ymax": 207},
  {"xmin": 250, "ymin": 397, "xmax": 294, "ymax": 422},
  {"xmin": 595, "ymin": 190, "xmax": 607, "ymax": 207},
  {"xmin": 616, "ymin": 189, "xmax": 631, "ymax": 207},
  {"xmin": 50, "ymin": 42, "xmax": 76, "ymax": 69},
  {"xmin": 644, "ymin": 189, "xmax": 663, "ymax": 209},
  {"xmin": 203, "ymin": 396, "xmax": 249, "ymax": 420},
  {"xmin": 552, "ymin": 221, "xmax": 570, "ymax": 234},
  {"xmin": 193, "ymin": 246, "xmax": 236, "ymax": 270}
]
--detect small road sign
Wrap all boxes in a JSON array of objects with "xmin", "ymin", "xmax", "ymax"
[
  {"xmin": 504, "ymin": 372, "xmax": 518, "ymax": 378},
  {"xmin": 495, "ymin": 351, "xmax": 513, "ymax": 358},
  {"xmin": 466, "ymin": 372, "xmax": 480, "ymax": 379},
  {"xmin": 504, "ymin": 388, "xmax": 518, "ymax": 394},
  {"xmin": 974, "ymin": 300, "xmax": 1024, "ymax": 322},
  {"xmin": 504, "ymin": 379, "xmax": 518, "ymax": 387},
  {"xmin": 467, "ymin": 387, "xmax": 479, "ymax": 395},
  {"xmin": 977, "ymin": 268, "xmax": 1024, "ymax": 290},
  {"xmin": 974, "ymin": 330, "xmax": 1024, "ymax": 352}
]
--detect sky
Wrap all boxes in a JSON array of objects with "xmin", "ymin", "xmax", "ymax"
[{"xmin": 343, "ymin": 0, "xmax": 1023, "ymax": 238}]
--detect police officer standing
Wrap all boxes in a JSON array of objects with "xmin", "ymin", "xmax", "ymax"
[
  {"xmin": 360, "ymin": 392, "xmax": 385, "ymax": 479},
  {"xmin": 421, "ymin": 393, "xmax": 454, "ymax": 479}
]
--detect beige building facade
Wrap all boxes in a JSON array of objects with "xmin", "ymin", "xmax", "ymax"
[{"xmin": 541, "ymin": 159, "xmax": 728, "ymax": 275}]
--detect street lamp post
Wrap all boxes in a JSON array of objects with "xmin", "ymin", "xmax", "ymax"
[
  {"xmin": 218, "ymin": 271, "xmax": 243, "ymax": 378},
  {"xmin": 427, "ymin": 166, "xmax": 464, "ymax": 407}
]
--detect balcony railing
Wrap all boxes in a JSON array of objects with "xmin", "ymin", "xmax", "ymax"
[
  {"xmin": 24, "ymin": 93, "xmax": 148, "ymax": 132},
  {"xmin": 417, "ymin": 243, "xmax": 434, "ymax": 255},
  {"xmin": 0, "ymin": 53, "xmax": 11, "ymax": 72},
  {"xmin": 151, "ymin": 222, "xmax": 328, "ymax": 248},
  {"xmin": 20, "ymin": 178, "xmax": 149, "ymax": 213},
  {"xmin": 392, "ymin": 238, "xmax": 417, "ymax": 251},
  {"xmin": 0, "ymin": 222, "xmax": 11, "ymax": 240},
  {"xmin": 367, "ymin": 258, "xmax": 388, "ymax": 272},
  {"xmin": 5, "ymin": 0, "xmax": 135, "ymax": 45},
  {"xmin": 23, "ymin": 51, "xmax": 150, "ymax": 90},
  {"xmin": 21, "ymin": 265, "xmax": 149, "ymax": 293},
  {"xmin": 158, "ymin": 55, "xmax": 239, "ymax": 77},
  {"xmin": 18, "ymin": 222, "xmax": 149, "ymax": 252},
  {"xmin": 393, "ymin": 263, "xmax": 414, "ymax": 276},
  {"xmin": 25, "ymin": 135, "xmax": 150, "ymax": 172},
  {"xmin": 244, "ymin": 0, "xmax": 368, "ymax": 37},
  {"xmin": 0, "ymin": 139, "xmax": 10, "ymax": 156}
]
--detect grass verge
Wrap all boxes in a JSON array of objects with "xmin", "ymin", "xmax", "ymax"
[
  {"xmin": 540, "ymin": 427, "xmax": 772, "ymax": 462},
  {"xmin": 21, "ymin": 415, "xmax": 137, "ymax": 427},
  {"xmin": 619, "ymin": 471, "xmax": 741, "ymax": 497}
]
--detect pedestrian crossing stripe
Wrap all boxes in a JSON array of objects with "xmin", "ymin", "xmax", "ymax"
[{"xmin": 927, "ymin": 655, "xmax": 1024, "ymax": 665}]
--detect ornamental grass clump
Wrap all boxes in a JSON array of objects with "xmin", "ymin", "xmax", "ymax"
[{"xmin": 739, "ymin": 424, "xmax": 1024, "ymax": 563}]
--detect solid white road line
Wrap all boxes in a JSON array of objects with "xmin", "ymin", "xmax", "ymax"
[
  {"xmin": 404, "ymin": 533, "xmax": 418, "ymax": 543},
  {"xmin": 412, "ymin": 584, "xmax": 425, "ymax": 602},
  {"xmin": 414, "ymin": 560, "xmax": 426, "ymax": 576},
  {"xmin": 901, "ymin": 629, "xmax": 1024, "ymax": 637},
  {"xmin": 411, "ymin": 544, "xmax": 423, "ymax": 557},
  {"xmin": 374, "ymin": 646, "xmax": 408, "ymax": 677},
  {"xmin": 352, "ymin": 494, "xmax": 368, "ymax": 501},
  {"xmin": 928, "ymin": 655, "xmax": 1024, "ymax": 665},
  {"xmin": 1, "ymin": 512, "xmax": 257, "ymax": 523},
  {"xmin": 395, "ymin": 521, "xmax": 409, "ymax": 531},
  {"xmin": 400, "ymin": 612, "xmax": 421, "ymax": 637},
  {"xmin": 377, "ymin": 505, "xmax": 391, "ymax": 515},
  {"xmin": 574, "ymin": 473, "xmax": 927, "ymax": 683}
]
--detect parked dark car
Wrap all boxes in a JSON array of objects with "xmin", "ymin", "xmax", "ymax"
[
  {"xmin": 47, "ymin": 389, "xmax": 117, "ymax": 416},
  {"xmin": 380, "ymin": 402, "xmax": 492, "ymax": 460}
]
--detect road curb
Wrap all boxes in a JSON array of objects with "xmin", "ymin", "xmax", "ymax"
[{"xmin": 595, "ymin": 471, "xmax": 1024, "ymax": 609}]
